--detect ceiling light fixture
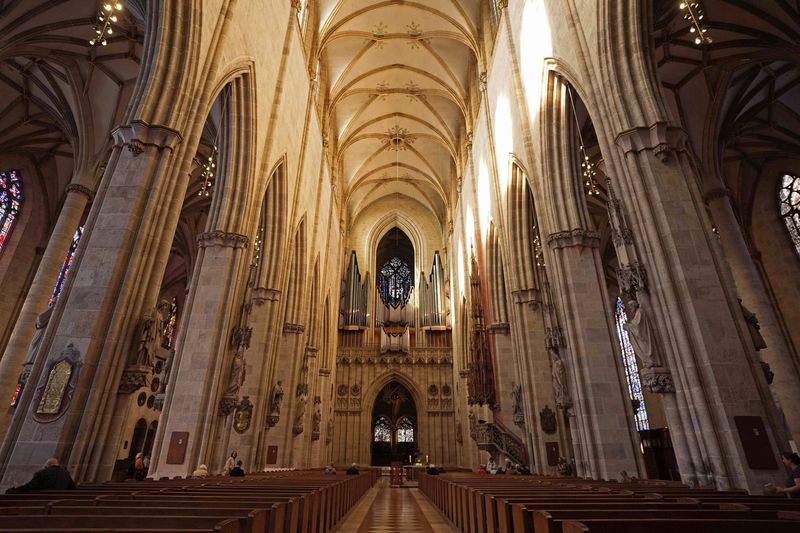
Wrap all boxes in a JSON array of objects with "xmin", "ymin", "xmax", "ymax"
[
  {"xmin": 679, "ymin": 1, "xmax": 712, "ymax": 45},
  {"xmin": 566, "ymin": 86, "xmax": 600, "ymax": 197},
  {"xmin": 89, "ymin": 2, "xmax": 123, "ymax": 46},
  {"xmin": 198, "ymin": 90, "xmax": 230, "ymax": 197}
]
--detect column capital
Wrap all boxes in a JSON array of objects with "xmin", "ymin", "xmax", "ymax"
[
  {"xmin": 196, "ymin": 231, "xmax": 249, "ymax": 249},
  {"xmin": 112, "ymin": 120, "xmax": 183, "ymax": 156},
  {"xmin": 546, "ymin": 229, "xmax": 600, "ymax": 250},
  {"xmin": 615, "ymin": 122, "xmax": 687, "ymax": 162},
  {"xmin": 65, "ymin": 183, "xmax": 94, "ymax": 201}
]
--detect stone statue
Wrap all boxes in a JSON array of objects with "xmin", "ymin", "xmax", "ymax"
[
  {"xmin": 739, "ymin": 299, "xmax": 767, "ymax": 351},
  {"xmin": 156, "ymin": 298, "xmax": 171, "ymax": 347},
  {"xmin": 550, "ymin": 350, "xmax": 568, "ymax": 407},
  {"xmin": 622, "ymin": 299, "xmax": 658, "ymax": 369},
  {"xmin": 270, "ymin": 381, "xmax": 284, "ymax": 414},
  {"xmin": 312, "ymin": 406, "xmax": 321, "ymax": 434},
  {"xmin": 135, "ymin": 315, "xmax": 157, "ymax": 367},
  {"xmin": 326, "ymin": 419, "xmax": 334, "ymax": 444},
  {"xmin": 225, "ymin": 351, "xmax": 246, "ymax": 396},
  {"xmin": 292, "ymin": 395, "xmax": 307, "ymax": 435}
]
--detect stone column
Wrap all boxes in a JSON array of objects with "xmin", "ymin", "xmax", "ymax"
[
  {"xmin": 613, "ymin": 124, "xmax": 783, "ymax": 490},
  {"xmin": 545, "ymin": 229, "xmax": 641, "ymax": 480},
  {"xmin": 0, "ymin": 122, "xmax": 184, "ymax": 489},
  {"xmin": 0, "ymin": 184, "xmax": 92, "ymax": 440},
  {"xmin": 706, "ymin": 189, "xmax": 800, "ymax": 444},
  {"xmin": 150, "ymin": 231, "xmax": 249, "ymax": 479}
]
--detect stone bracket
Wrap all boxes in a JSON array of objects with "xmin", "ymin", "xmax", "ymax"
[
  {"xmin": 197, "ymin": 231, "xmax": 249, "ymax": 249},
  {"xmin": 614, "ymin": 122, "xmax": 687, "ymax": 162},
  {"xmin": 546, "ymin": 229, "xmax": 600, "ymax": 250}
]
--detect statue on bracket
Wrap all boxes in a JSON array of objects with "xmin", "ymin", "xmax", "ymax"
[
  {"xmin": 550, "ymin": 350, "xmax": 570, "ymax": 408},
  {"xmin": 622, "ymin": 299, "xmax": 659, "ymax": 369},
  {"xmin": 293, "ymin": 395, "xmax": 307, "ymax": 436},
  {"xmin": 738, "ymin": 298, "xmax": 767, "ymax": 351}
]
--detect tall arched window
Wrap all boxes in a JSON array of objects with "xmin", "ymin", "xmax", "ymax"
[
  {"xmin": 0, "ymin": 170, "xmax": 23, "ymax": 254},
  {"xmin": 49, "ymin": 225, "xmax": 83, "ymax": 307},
  {"xmin": 373, "ymin": 415, "xmax": 391, "ymax": 442},
  {"xmin": 397, "ymin": 416, "xmax": 414, "ymax": 443},
  {"xmin": 161, "ymin": 297, "xmax": 178, "ymax": 349},
  {"xmin": 379, "ymin": 257, "xmax": 412, "ymax": 308},
  {"xmin": 614, "ymin": 298, "xmax": 649, "ymax": 431},
  {"xmin": 779, "ymin": 174, "xmax": 800, "ymax": 257}
]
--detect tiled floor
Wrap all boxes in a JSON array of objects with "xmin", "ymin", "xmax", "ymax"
[{"xmin": 334, "ymin": 476, "xmax": 458, "ymax": 532}]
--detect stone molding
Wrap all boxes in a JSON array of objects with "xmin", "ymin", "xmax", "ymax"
[
  {"xmin": 253, "ymin": 287, "xmax": 280, "ymax": 304},
  {"xmin": 546, "ymin": 229, "xmax": 600, "ymax": 250},
  {"xmin": 283, "ymin": 323, "xmax": 305, "ymax": 334},
  {"xmin": 65, "ymin": 183, "xmax": 95, "ymax": 201},
  {"xmin": 487, "ymin": 322, "xmax": 510, "ymax": 334},
  {"xmin": 615, "ymin": 122, "xmax": 687, "ymax": 162},
  {"xmin": 112, "ymin": 120, "xmax": 183, "ymax": 155},
  {"xmin": 512, "ymin": 288, "xmax": 541, "ymax": 308},
  {"xmin": 336, "ymin": 352, "xmax": 452, "ymax": 366},
  {"xmin": 196, "ymin": 231, "xmax": 249, "ymax": 249}
]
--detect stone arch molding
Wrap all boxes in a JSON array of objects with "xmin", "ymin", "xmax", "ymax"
[{"xmin": 365, "ymin": 211, "xmax": 430, "ymax": 276}]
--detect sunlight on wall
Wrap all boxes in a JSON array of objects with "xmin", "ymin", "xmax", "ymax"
[
  {"xmin": 457, "ymin": 241, "xmax": 466, "ymax": 298},
  {"xmin": 465, "ymin": 207, "xmax": 475, "ymax": 249},
  {"xmin": 493, "ymin": 95, "xmax": 513, "ymax": 198},
  {"xmin": 520, "ymin": 0, "xmax": 553, "ymax": 125},
  {"xmin": 478, "ymin": 159, "xmax": 493, "ymax": 237}
]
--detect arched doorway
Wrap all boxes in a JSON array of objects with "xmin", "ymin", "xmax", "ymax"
[{"xmin": 371, "ymin": 381, "xmax": 417, "ymax": 466}]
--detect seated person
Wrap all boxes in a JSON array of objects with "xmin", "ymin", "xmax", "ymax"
[
  {"xmin": 346, "ymin": 463, "xmax": 359, "ymax": 475},
  {"xmin": 229, "ymin": 460, "xmax": 245, "ymax": 477},
  {"xmin": 507, "ymin": 464, "xmax": 519, "ymax": 475},
  {"xmin": 192, "ymin": 464, "xmax": 209, "ymax": 477},
  {"xmin": 517, "ymin": 464, "xmax": 531, "ymax": 475},
  {"xmin": 324, "ymin": 464, "xmax": 337, "ymax": 475},
  {"xmin": 6, "ymin": 458, "xmax": 75, "ymax": 493}
]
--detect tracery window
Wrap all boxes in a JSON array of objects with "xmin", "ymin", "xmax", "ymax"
[
  {"xmin": 161, "ymin": 297, "xmax": 178, "ymax": 349},
  {"xmin": 379, "ymin": 256, "xmax": 412, "ymax": 308},
  {"xmin": 373, "ymin": 415, "xmax": 391, "ymax": 442},
  {"xmin": 0, "ymin": 170, "xmax": 23, "ymax": 254},
  {"xmin": 779, "ymin": 174, "xmax": 800, "ymax": 257},
  {"xmin": 614, "ymin": 298, "xmax": 649, "ymax": 431},
  {"xmin": 49, "ymin": 226, "xmax": 83, "ymax": 307},
  {"xmin": 397, "ymin": 416, "xmax": 414, "ymax": 443}
]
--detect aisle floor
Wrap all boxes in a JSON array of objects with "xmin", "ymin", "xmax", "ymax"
[{"xmin": 333, "ymin": 476, "xmax": 458, "ymax": 532}]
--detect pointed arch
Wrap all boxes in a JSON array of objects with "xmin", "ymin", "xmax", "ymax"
[
  {"xmin": 256, "ymin": 156, "xmax": 288, "ymax": 289},
  {"xmin": 486, "ymin": 222, "xmax": 509, "ymax": 325},
  {"xmin": 284, "ymin": 217, "xmax": 308, "ymax": 326}
]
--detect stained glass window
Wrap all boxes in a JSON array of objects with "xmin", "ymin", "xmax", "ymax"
[
  {"xmin": 373, "ymin": 416, "xmax": 391, "ymax": 442},
  {"xmin": 0, "ymin": 170, "xmax": 23, "ymax": 254},
  {"xmin": 161, "ymin": 297, "xmax": 178, "ymax": 349},
  {"xmin": 779, "ymin": 174, "xmax": 800, "ymax": 258},
  {"xmin": 49, "ymin": 226, "xmax": 83, "ymax": 307},
  {"xmin": 379, "ymin": 256, "xmax": 412, "ymax": 308},
  {"xmin": 614, "ymin": 298, "xmax": 649, "ymax": 431},
  {"xmin": 397, "ymin": 416, "xmax": 414, "ymax": 443}
]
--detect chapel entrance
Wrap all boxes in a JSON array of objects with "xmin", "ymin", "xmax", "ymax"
[{"xmin": 371, "ymin": 381, "xmax": 417, "ymax": 466}]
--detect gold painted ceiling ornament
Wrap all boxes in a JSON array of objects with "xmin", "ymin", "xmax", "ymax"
[{"xmin": 383, "ymin": 125, "xmax": 415, "ymax": 151}]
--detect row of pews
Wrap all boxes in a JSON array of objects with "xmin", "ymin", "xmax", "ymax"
[
  {"xmin": 419, "ymin": 473, "xmax": 800, "ymax": 533},
  {"xmin": 0, "ymin": 469, "xmax": 377, "ymax": 532}
]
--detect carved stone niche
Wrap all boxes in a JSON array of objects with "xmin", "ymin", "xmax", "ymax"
[{"xmin": 616, "ymin": 262, "xmax": 648, "ymax": 295}]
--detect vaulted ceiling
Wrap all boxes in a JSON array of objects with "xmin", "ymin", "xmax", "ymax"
[
  {"xmin": 652, "ymin": 0, "xmax": 800, "ymax": 223},
  {"xmin": 317, "ymin": 0, "xmax": 483, "ymax": 228}
]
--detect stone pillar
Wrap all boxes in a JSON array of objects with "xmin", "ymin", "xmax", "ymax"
[
  {"xmin": 613, "ymin": 124, "xmax": 783, "ymax": 490},
  {"xmin": 0, "ymin": 184, "xmax": 91, "ymax": 440},
  {"xmin": 0, "ymin": 122, "xmax": 184, "ymax": 489},
  {"xmin": 545, "ymin": 229, "xmax": 641, "ymax": 480},
  {"xmin": 706, "ymin": 189, "xmax": 800, "ymax": 444},
  {"xmin": 150, "ymin": 231, "xmax": 249, "ymax": 478}
]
